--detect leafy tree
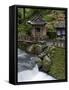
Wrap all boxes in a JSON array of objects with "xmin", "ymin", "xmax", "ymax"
[{"xmin": 17, "ymin": 8, "xmax": 65, "ymax": 36}]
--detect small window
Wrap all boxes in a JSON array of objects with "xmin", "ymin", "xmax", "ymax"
[{"xmin": 36, "ymin": 28, "xmax": 40, "ymax": 32}]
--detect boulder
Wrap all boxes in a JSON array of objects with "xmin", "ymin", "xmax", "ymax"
[
  {"xmin": 31, "ymin": 56, "xmax": 42, "ymax": 68},
  {"xmin": 27, "ymin": 44, "xmax": 42, "ymax": 55},
  {"xmin": 42, "ymin": 55, "xmax": 52, "ymax": 72},
  {"xmin": 38, "ymin": 46, "xmax": 48, "ymax": 59},
  {"xmin": 38, "ymin": 52, "xmax": 46, "ymax": 59}
]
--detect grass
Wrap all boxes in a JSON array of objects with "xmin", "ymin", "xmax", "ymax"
[{"xmin": 48, "ymin": 47, "xmax": 65, "ymax": 80}]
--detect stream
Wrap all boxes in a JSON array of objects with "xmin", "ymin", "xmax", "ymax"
[{"xmin": 18, "ymin": 48, "xmax": 56, "ymax": 82}]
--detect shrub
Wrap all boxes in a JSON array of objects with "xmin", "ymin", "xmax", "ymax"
[{"xmin": 47, "ymin": 32, "xmax": 56, "ymax": 39}]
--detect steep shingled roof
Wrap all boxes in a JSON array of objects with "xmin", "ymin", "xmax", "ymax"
[{"xmin": 27, "ymin": 15, "xmax": 47, "ymax": 25}]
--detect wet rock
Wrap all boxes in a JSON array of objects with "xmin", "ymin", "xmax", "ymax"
[
  {"xmin": 27, "ymin": 44, "xmax": 42, "ymax": 55},
  {"xmin": 42, "ymin": 55, "xmax": 52, "ymax": 72},
  {"xmin": 38, "ymin": 47, "xmax": 48, "ymax": 59},
  {"xmin": 38, "ymin": 52, "xmax": 46, "ymax": 59},
  {"xmin": 31, "ymin": 56, "xmax": 42, "ymax": 68}
]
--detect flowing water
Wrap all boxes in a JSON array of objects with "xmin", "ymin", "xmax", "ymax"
[{"xmin": 18, "ymin": 48, "xmax": 56, "ymax": 82}]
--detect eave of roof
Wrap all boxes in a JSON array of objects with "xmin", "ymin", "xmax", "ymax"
[{"xmin": 27, "ymin": 15, "xmax": 47, "ymax": 25}]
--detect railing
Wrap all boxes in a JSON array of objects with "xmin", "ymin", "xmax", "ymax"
[
  {"xmin": 18, "ymin": 34, "xmax": 47, "ymax": 42},
  {"xmin": 18, "ymin": 33, "xmax": 65, "ymax": 47}
]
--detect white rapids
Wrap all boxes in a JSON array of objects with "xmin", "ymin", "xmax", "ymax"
[{"xmin": 18, "ymin": 49, "xmax": 56, "ymax": 82}]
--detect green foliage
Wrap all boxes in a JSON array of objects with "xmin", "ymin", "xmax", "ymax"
[
  {"xmin": 17, "ymin": 8, "xmax": 65, "ymax": 37},
  {"xmin": 43, "ymin": 15, "xmax": 56, "ymax": 22},
  {"xmin": 48, "ymin": 47, "xmax": 65, "ymax": 79},
  {"xmin": 39, "ymin": 46, "xmax": 65, "ymax": 79},
  {"xmin": 47, "ymin": 32, "xmax": 56, "ymax": 39},
  {"xmin": 18, "ymin": 23, "xmax": 32, "ymax": 35},
  {"xmin": 18, "ymin": 42, "xmax": 29, "ymax": 50}
]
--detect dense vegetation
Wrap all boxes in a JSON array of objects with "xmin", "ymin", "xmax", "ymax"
[
  {"xmin": 17, "ymin": 8, "xmax": 65, "ymax": 37},
  {"xmin": 48, "ymin": 47, "xmax": 65, "ymax": 79}
]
